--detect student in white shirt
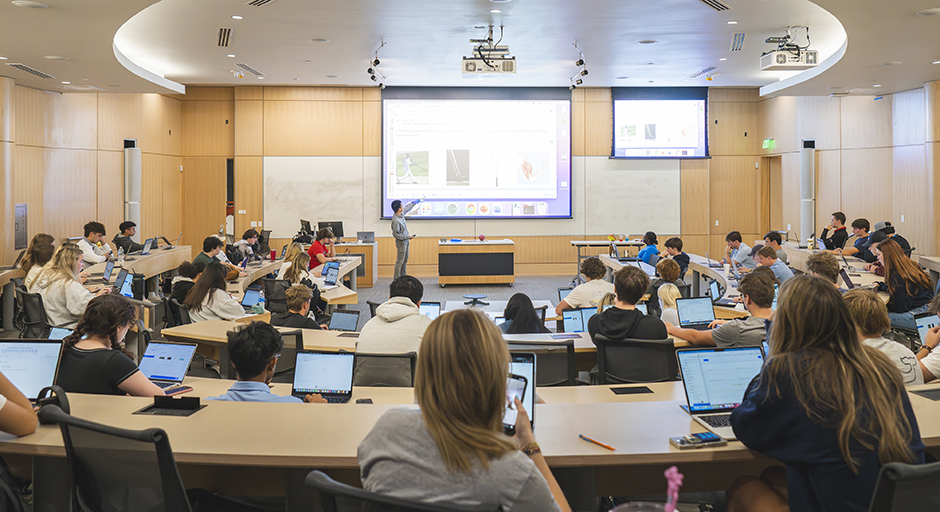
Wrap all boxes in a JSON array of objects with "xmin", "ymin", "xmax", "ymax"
[
  {"xmin": 843, "ymin": 289, "xmax": 923, "ymax": 386},
  {"xmin": 32, "ymin": 244, "xmax": 109, "ymax": 328},
  {"xmin": 657, "ymin": 283, "xmax": 681, "ymax": 326},
  {"xmin": 183, "ymin": 262, "xmax": 246, "ymax": 322},
  {"xmin": 76, "ymin": 221, "xmax": 113, "ymax": 265},
  {"xmin": 555, "ymin": 257, "xmax": 614, "ymax": 315}
]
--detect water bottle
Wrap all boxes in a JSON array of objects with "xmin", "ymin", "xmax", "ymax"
[{"xmin": 117, "ymin": 247, "xmax": 125, "ymax": 264}]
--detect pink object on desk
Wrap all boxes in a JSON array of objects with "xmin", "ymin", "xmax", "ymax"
[{"xmin": 479, "ymin": 234, "xmax": 485, "ymax": 241}]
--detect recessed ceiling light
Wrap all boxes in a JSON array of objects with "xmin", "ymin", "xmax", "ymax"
[
  {"xmin": 0, "ymin": 57, "xmax": 7, "ymax": 60},
  {"xmin": 719, "ymin": 58, "xmax": 727, "ymax": 61},
  {"xmin": 12, "ymin": 0, "xmax": 48, "ymax": 8},
  {"xmin": 82, "ymin": 78, "xmax": 89, "ymax": 81},
  {"xmin": 881, "ymin": 61, "xmax": 902, "ymax": 66},
  {"xmin": 326, "ymin": 75, "xmax": 339, "ymax": 78},
  {"xmin": 488, "ymin": 0, "xmax": 512, "ymax": 3},
  {"xmin": 304, "ymin": 60, "xmax": 311, "ymax": 64},
  {"xmin": 638, "ymin": 40, "xmax": 657, "ymax": 45},
  {"xmin": 257, "ymin": 76, "xmax": 264, "ymax": 80},
  {"xmin": 827, "ymin": 86, "xmax": 842, "ymax": 89},
  {"xmin": 616, "ymin": 76, "xmax": 629, "ymax": 79},
  {"xmin": 293, "ymin": 78, "xmax": 299, "ymax": 81},
  {"xmin": 917, "ymin": 8, "xmax": 940, "ymax": 15},
  {"xmin": 227, "ymin": 54, "xmax": 236, "ymax": 58},
  {"xmin": 490, "ymin": 9, "xmax": 501, "ymax": 13},
  {"xmin": 44, "ymin": 56, "xmax": 69, "ymax": 60},
  {"xmin": 231, "ymin": 15, "xmax": 243, "ymax": 20},
  {"xmin": 647, "ymin": 62, "xmax": 655, "ymax": 65},
  {"xmin": 60, "ymin": 81, "xmax": 69, "ymax": 84},
  {"xmin": 933, "ymin": 60, "xmax": 940, "ymax": 64},
  {"xmin": 727, "ymin": 20, "xmax": 738, "ymax": 24},
  {"xmin": 309, "ymin": 38, "xmax": 330, "ymax": 43},
  {"xmin": 648, "ymin": 80, "xmax": 654, "ymax": 83},
  {"xmin": 107, "ymin": 84, "xmax": 122, "ymax": 87},
  {"xmin": 873, "ymin": 84, "xmax": 882, "ymax": 88}
]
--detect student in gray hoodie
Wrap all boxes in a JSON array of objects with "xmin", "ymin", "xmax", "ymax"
[{"xmin": 356, "ymin": 276, "xmax": 431, "ymax": 354}]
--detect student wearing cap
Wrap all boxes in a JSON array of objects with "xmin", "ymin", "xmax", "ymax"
[
  {"xmin": 834, "ymin": 218, "xmax": 871, "ymax": 260},
  {"xmin": 863, "ymin": 231, "xmax": 889, "ymax": 276},
  {"xmin": 735, "ymin": 244, "xmax": 764, "ymax": 275},
  {"xmin": 875, "ymin": 221, "xmax": 911, "ymax": 255}
]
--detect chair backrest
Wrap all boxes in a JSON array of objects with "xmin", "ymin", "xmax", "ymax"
[
  {"xmin": 353, "ymin": 352, "xmax": 417, "ymax": 387},
  {"xmin": 906, "ymin": 247, "xmax": 915, "ymax": 258},
  {"xmin": 36, "ymin": 405, "xmax": 193, "ymax": 512},
  {"xmin": 868, "ymin": 461, "xmax": 940, "ymax": 512},
  {"xmin": 534, "ymin": 305, "xmax": 547, "ymax": 323},
  {"xmin": 366, "ymin": 300, "xmax": 383, "ymax": 318},
  {"xmin": 224, "ymin": 244, "xmax": 240, "ymax": 265},
  {"xmin": 677, "ymin": 283, "xmax": 691, "ymax": 298},
  {"xmin": 506, "ymin": 343, "xmax": 571, "ymax": 387},
  {"xmin": 16, "ymin": 286, "xmax": 50, "ymax": 338},
  {"xmin": 592, "ymin": 334, "xmax": 678, "ymax": 384},
  {"xmin": 305, "ymin": 470, "xmax": 500, "ymax": 512},
  {"xmin": 648, "ymin": 253, "xmax": 661, "ymax": 266},
  {"xmin": 272, "ymin": 329, "xmax": 304, "ymax": 383},
  {"xmin": 162, "ymin": 298, "xmax": 180, "ymax": 329},
  {"xmin": 262, "ymin": 279, "xmax": 291, "ymax": 314},
  {"xmin": 169, "ymin": 299, "xmax": 191, "ymax": 325}
]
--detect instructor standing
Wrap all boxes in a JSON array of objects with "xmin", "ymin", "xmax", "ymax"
[{"xmin": 391, "ymin": 199, "xmax": 419, "ymax": 278}]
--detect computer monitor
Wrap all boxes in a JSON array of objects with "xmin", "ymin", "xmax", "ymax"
[
  {"xmin": 300, "ymin": 220, "xmax": 312, "ymax": 234},
  {"xmin": 318, "ymin": 221, "xmax": 344, "ymax": 239}
]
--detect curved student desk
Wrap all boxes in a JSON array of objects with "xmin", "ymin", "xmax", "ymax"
[
  {"xmin": 226, "ymin": 257, "xmax": 359, "ymax": 310},
  {"xmin": 85, "ymin": 245, "xmax": 192, "ymax": 282}
]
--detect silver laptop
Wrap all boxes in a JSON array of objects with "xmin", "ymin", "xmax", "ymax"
[
  {"xmin": 0, "ymin": 340, "xmax": 62, "ymax": 400},
  {"xmin": 162, "ymin": 233, "xmax": 182, "ymax": 250},
  {"xmin": 703, "ymin": 252, "xmax": 723, "ymax": 268},
  {"xmin": 137, "ymin": 341, "xmax": 198, "ymax": 390},
  {"xmin": 709, "ymin": 279, "xmax": 738, "ymax": 307},
  {"xmin": 676, "ymin": 297, "xmax": 716, "ymax": 331},
  {"xmin": 419, "ymin": 301, "xmax": 441, "ymax": 321},
  {"xmin": 841, "ymin": 253, "xmax": 868, "ymax": 273},
  {"xmin": 561, "ymin": 307, "xmax": 598, "ymax": 333},
  {"xmin": 676, "ymin": 346, "xmax": 766, "ymax": 440},
  {"xmin": 292, "ymin": 351, "xmax": 354, "ymax": 403},
  {"xmin": 357, "ymin": 231, "xmax": 375, "ymax": 243},
  {"xmin": 327, "ymin": 310, "xmax": 360, "ymax": 332},
  {"xmin": 0, "ymin": 250, "xmax": 25, "ymax": 271}
]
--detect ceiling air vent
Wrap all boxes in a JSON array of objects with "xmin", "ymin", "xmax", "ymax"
[
  {"xmin": 245, "ymin": 0, "xmax": 276, "ymax": 5},
  {"xmin": 696, "ymin": 0, "xmax": 731, "ymax": 12},
  {"xmin": 236, "ymin": 63, "xmax": 264, "ymax": 77},
  {"xmin": 5, "ymin": 63, "xmax": 55, "ymax": 79},
  {"xmin": 730, "ymin": 32, "xmax": 746, "ymax": 51},
  {"xmin": 218, "ymin": 27, "xmax": 232, "ymax": 47},
  {"xmin": 687, "ymin": 66, "xmax": 717, "ymax": 80}
]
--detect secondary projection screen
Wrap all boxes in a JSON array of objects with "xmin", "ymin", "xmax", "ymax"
[
  {"xmin": 381, "ymin": 87, "xmax": 572, "ymax": 219},
  {"xmin": 611, "ymin": 87, "xmax": 709, "ymax": 158}
]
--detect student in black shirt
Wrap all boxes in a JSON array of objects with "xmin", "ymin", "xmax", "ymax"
[
  {"xmin": 112, "ymin": 221, "xmax": 145, "ymax": 254},
  {"xmin": 875, "ymin": 238, "xmax": 934, "ymax": 330},
  {"xmin": 588, "ymin": 265, "xmax": 667, "ymax": 342},
  {"xmin": 270, "ymin": 285, "xmax": 329, "ymax": 330},
  {"xmin": 56, "ymin": 294, "xmax": 165, "ymax": 397},
  {"xmin": 660, "ymin": 237, "xmax": 690, "ymax": 276},
  {"xmin": 820, "ymin": 211, "xmax": 848, "ymax": 250},
  {"xmin": 836, "ymin": 218, "xmax": 871, "ymax": 260},
  {"xmin": 874, "ymin": 221, "xmax": 912, "ymax": 255},
  {"xmin": 171, "ymin": 261, "xmax": 205, "ymax": 304}
]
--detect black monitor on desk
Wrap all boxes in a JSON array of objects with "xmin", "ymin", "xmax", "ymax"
[
  {"xmin": 300, "ymin": 220, "xmax": 312, "ymax": 234},
  {"xmin": 318, "ymin": 221, "xmax": 344, "ymax": 239}
]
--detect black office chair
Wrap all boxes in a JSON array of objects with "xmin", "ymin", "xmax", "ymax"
[
  {"xmin": 353, "ymin": 352, "xmax": 417, "ymax": 387},
  {"xmin": 273, "ymin": 329, "xmax": 304, "ymax": 383},
  {"xmin": 534, "ymin": 305, "xmax": 548, "ymax": 323},
  {"xmin": 677, "ymin": 282, "xmax": 692, "ymax": 298},
  {"xmin": 36, "ymin": 404, "xmax": 194, "ymax": 512},
  {"xmin": 169, "ymin": 299, "xmax": 191, "ymax": 325},
  {"xmin": 507, "ymin": 343, "xmax": 573, "ymax": 387},
  {"xmin": 305, "ymin": 470, "xmax": 500, "ymax": 512},
  {"xmin": 160, "ymin": 298, "xmax": 179, "ymax": 329},
  {"xmin": 592, "ymin": 334, "xmax": 678, "ymax": 384},
  {"xmin": 868, "ymin": 461, "xmax": 940, "ymax": 511},
  {"xmin": 15, "ymin": 287, "xmax": 50, "ymax": 339},
  {"xmin": 11, "ymin": 277, "xmax": 25, "ymax": 332},
  {"xmin": 366, "ymin": 300, "xmax": 383, "ymax": 318},
  {"xmin": 262, "ymin": 279, "xmax": 291, "ymax": 314}
]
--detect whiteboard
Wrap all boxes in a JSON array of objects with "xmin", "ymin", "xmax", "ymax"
[{"xmin": 582, "ymin": 157, "xmax": 681, "ymax": 235}]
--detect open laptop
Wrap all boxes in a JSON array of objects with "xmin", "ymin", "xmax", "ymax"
[
  {"xmin": 841, "ymin": 253, "xmax": 867, "ymax": 273},
  {"xmin": 292, "ymin": 351, "xmax": 354, "ymax": 403},
  {"xmin": 137, "ymin": 341, "xmax": 198, "ymax": 391},
  {"xmin": 709, "ymin": 278, "xmax": 738, "ymax": 307},
  {"xmin": 110, "ymin": 268, "xmax": 130, "ymax": 294},
  {"xmin": 90, "ymin": 259, "xmax": 115, "ymax": 281},
  {"xmin": 0, "ymin": 340, "xmax": 62, "ymax": 401},
  {"xmin": 322, "ymin": 261, "xmax": 341, "ymax": 286},
  {"xmin": 419, "ymin": 301, "xmax": 441, "ymax": 321},
  {"xmin": 676, "ymin": 346, "xmax": 766, "ymax": 440},
  {"xmin": 328, "ymin": 310, "xmax": 360, "ymax": 332},
  {"xmin": 915, "ymin": 312, "xmax": 940, "ymax": 342},
  {"xmin": 140, "ymin": 237, "xmax": 154, "ymax": 256},
  {"xmin": 609, "ymin": 243, "xmax": 635, "ymax": 263},
  {"xmin": 703, "ymin": 252, "xmax": 724, "ymax": 268},
  {"xmin": 357, "ymin": 231, "xmax": 375, "ymax": 243},
  {"xmin": 676, "ymin": 297, "xmax": 716, "ymax": 330},
  {"xmin": 241, "ymin": 288, "xmax": 262, "ymax": 311},
  {"xmin": 839, "ymin": 268, "xmax": 856, "ymax": 290},
  {"xmin": 161, "ymin": 233, "xmax": 182, "ymax": 250},
  {"xmin": 47, "ymin": 328, "xmax": 72, "ymax": 340},
  {"xmin": 558, "ymin": 287, "xmax": 573, "ymax": 303},
  {"xmin": 0, "ymin": 250, "xmax": 25, "ymax": 271},
  {"xmin": 562, "ymin": 307, "xmax": 598, "ymax": 333},
  {"xmin": 116, "ymin": 269, "xmax": 136, "ymax": 299}
]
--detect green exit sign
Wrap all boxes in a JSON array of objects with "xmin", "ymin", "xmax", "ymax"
[{"xmin": 762, "ymin": 138, "xmax": 776, "ymax": 149}]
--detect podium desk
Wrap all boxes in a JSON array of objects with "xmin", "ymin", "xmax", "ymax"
[{"xmin": 438, "ymin": 240, "xmax": 514, "ymax": 286}]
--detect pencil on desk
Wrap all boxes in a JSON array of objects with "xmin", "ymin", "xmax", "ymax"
[{"xmin": 579, "ymin": 434, "xmax": 615, "ymax": 451}]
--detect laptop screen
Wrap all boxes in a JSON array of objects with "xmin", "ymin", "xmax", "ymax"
[
  {"xmin": 509, "ymin": 352, "xmax": 536, "ymax": 425},
  {"xmin": 0, "ymin": 341, "xmax": 62, "ymax": 400},
  {"xmin": 558, "ymin": 288, "xmax": 572, "ymax": 302},
  {"xmin": 419, "ymin": 302, "xmax": 441, "ymax": 321},
  {"xmin": 293, "ymin": 352, "xmax": 354, "ymax": 395},
  {"xmin": 138, "ymin": 342, "xmax": 197, "ymax": 383},
  {"xmin": 709, "ymin": 279, "xmax": 721, "ymax": 300},
  {"xmin": 636, "ymin": 303, "xmax": 648, "ymax": 315},
  {"xmin": 676, "ymin": 297, "xmax": 716, "ymax": 327},
  {"xmin": 119, "ymin": 272, "xmax": 134, "ymax": 298},
  {"xmin": 241, "ymin": 288, "xmax": 262, "ymax": 308},
  {"xmin": 328, "ymin": 310, "xmax": 359, "ymax": 332},
  {"xmin": 839, "ymin": 269, "xmax": 855, "ymax": 289},
  {"xmin": 103, "ymin": 260, "xmax": 115, "ymax": 281},
  {"xmin": 322, "ymin": 262, "xmax": 340, "ymax": 285},
  {"xmin": 916, "ymin": 313, "xmax": 940, "ymax": 345},
  {"xmin": 141, "ymin": 238, "xmax": 153, "ymax": 255},
  {"xmin": 47, "ymin": 328, "xmax": 72, "ymax": 340},
  {"xmin": 562, "ymin": 309, "xmax": 584, "ymax": 333},
  {"xmin": 677, "ymin": 347, "xmax": 765, "ymax": 413}
]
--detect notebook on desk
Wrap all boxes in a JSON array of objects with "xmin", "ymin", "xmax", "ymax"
[
  {"xmin": 676, "ymin": 297, "xmax": 716, "ymax": 330},
  {"xmin": 292, "ymin": 351, "xmax": 354, "ymax": 403},
  {"xmin": 676, "ymin": 346, "xmax": 765, "ymax": 440},
  {"xmin": 0, "ymin": 340, "xmax": 62, "ymax": 400},
  {"xmin": 138, "ymin": 341, "xmax": 197, "ymax": 391}
]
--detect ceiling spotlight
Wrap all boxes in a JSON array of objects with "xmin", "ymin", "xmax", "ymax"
[
  {"xmin": 0, "ymin": 57, "xmax": 7, "ymax": 60},
  {"xmin": 873, "ymin": 84, "xmax": 882, "ymax": 88},
  {"xmin": 569, "ymin": 85, "xmax": 576, "ymax": 90},
  {"xmin": 371, "ymin": 75, "xmax": 377, "ymax": 81},
  {"xmin": 933, "ymin": 60, "xmax": 940, "ymax": 65},
  {"xmin": 257, "ymin": 76, "xmax": 264, "ymax": 80},
  {"xmin": 373, "ymin": 58, "xmax": 380, "ymax": 66},
  {"xmin": 575, "ymin": 79, "xmax": 583, "ymax": 85},
  {"xmin": 232, "ymin": 15, "xmax": 243, "ymax": 20},
  {"xmin": 367, "ymin": 67, "xmax": 374, "ymax": 74},
  {"xmin": 580, "ymin": 69, "xmax": 588, "ymax": 76},
  {"xmin": 61, "ymin": 81, "xmax": 69, "ymax": 84},
  {"xmin": 380, "ymin": 83, "xmax": 386, "ymax": 89},
  {"xmin": 575, "ymin": 59, "xmax": 584, "ymax": 66}
]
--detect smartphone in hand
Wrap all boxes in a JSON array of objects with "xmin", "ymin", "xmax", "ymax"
[{"xmin": 502, "ymin": 374, "xmax": 528, "ymax": 436}]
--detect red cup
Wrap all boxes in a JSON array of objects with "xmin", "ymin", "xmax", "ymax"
[{"xmin": 270, "ymin": 250, "xmax": 276, "ymax": 261}]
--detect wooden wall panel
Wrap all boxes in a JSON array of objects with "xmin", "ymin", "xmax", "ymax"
[
  {"xmin": 162, "ymin": 156, "xmax": 183, "ymax": 241},
  {"xmin": 363, "ymin": 88, "xmax": 381, "ymax": 102},
  {"xmin": 95, "ymin": 151, "xmax": 124, "ymax": 240},
  {"xmin": 263, "ymin": 87, "xmax": 362, "ymax": 101},
  {"xmin": 796, "ymin": 97, "xmax": 841, "ymax": 151},
  {"xmin": 44, "ymin": 93, "xmax": 97, "ymax": 150},
  {"xmin": 179, "ymin": 87, "xmax": 235, "ymax": 101},
  {"xmin": 12, "ymin": 145, "xmax": 44, "ymax": 236},
  {"xmin": 759, "ymin": 96, "xmax": 797, "ymax": 154},
  {"xmin": 263, "ymin": 101, "xmax": 362, "ymax": 156},
  {"xmin": 571, "ymin": 99, "xmax": 585, "ymax": 156},
  {"xmin": 14, "ymin": 86, "xmax": 43, "ymax": 147},
  {"xmin": 893, "ymin": 88, "xmax": 926, "ymax": 147},
  {"xmin": 709, "ymin": 156, "xmax": 762, "ymax": 235},
  {"xmin": 708, "ymin": 101, "xmax": 759, "ymax": 156},
  {"xmin": 235, "ymin": 100, "xmax": 263, "ymax": 156},
  {"xmin": 583, "ymin": 100, "xmax": 612, "ymax": 156},
  {"xmin": 140, "ymin": 153, "xmax": 164, "ymax": 240},
  {"xmin": 893, "ymin": 145, "xmax": 931, "ymax": 254},
  {"xmin": 44, "ymin": 148, "xmax": 97, "ymax": 241},
  {"xmin": 182, "ymin": 158, "xmax": 227, "ymax": 258},
  {"xmin": 815, "ymin": 150, "xmax": 842, "ymax": 231},
  {"xmin": 841, "ymin": 95, "xmax": 893, "ymax": 150},
  {"xmin": 709, "ymin": 89, "xmax": 759, "ymax": 102},
  {"xmin": 680, "ymin": 235, "xmax": 708, "ymax": 257},
  {"xmin": 181, "ymin": 100, "xmax": 235, "ymax": 157},
  {"xmin": 512, "ymin": 236, "xmax": 579, "ymax": 264},
  {"xmin": 583, "ymin": 88, "xmax": 610, "ymax": 102},
  {"xmin": 234, "ymin": 156, "xmax": 263, "ymax": 236},
  {"xmin": 680, "ymin": 159, "xmax": 709, "ymax": 235},
  {"xmin": 162, "ymin": 95, "xmax": 182, "ymax": 156},
  {"xmin": 362, "ymin": 101, "xmax": 381, "ymax": 156},
  {"xmin": 97, "ymin": 94, "xmax": 165, "ymax": 153},
  {"xmin": 841, "ymin": 148, "xmax": 893, "ymax": 225},
  {"xmin": 235, "ymin": 87, "xmax": 263, "ymax": 101}
]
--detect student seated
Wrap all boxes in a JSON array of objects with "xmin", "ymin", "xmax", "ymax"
[
  {"xmin": 916, "ymin": 296, "xmax": 940, "ymax": 382},
  {"xmin": 820, "ymin": 211, "xmax": 849, "ymax": 250},
  {"xmin": 762, "ymin": 231, "xmax": 788, "ymax": 264},
  {"xmin": 356, "ymin": 276, "xmax": 431, "ymax": 354},
  {"xmin": 657, "ymin": 283, "xmax": 681, "ymax": 326},
  {"xmin": 723, "ymin": 231, "xmax": 757, "ymax": 272},
  {"xmin": 358, "ymin": 309, "xmax": 570, "ymax": 512},
  {"xmin": 843, "ymin": 289, "xmax": 923, "ymax": 386},
  {"xmin": 233, "ymin": 228, "xmax": 260, "ymax": 260},
  {"xmin": 660, "ymin": 236, "xmax": 690, "ymax": 276},
  {"xmin": 833, "ymin": 218, "xmax": 871, "ymax": 260},
  {"xmin": 863, "ymin": 231, "xmax": 888, "ymax": 276},
  {"xmin": 270, "ymin": 285, "xmax": 328, "ymax": 330},
  {"xmin": 499, "ymin": 293, "xmax": 550, "ymax": 334},
  {"xmin": 277, "ymin": 242, "xmax": 305, "ymax": 275},
  {"xmin": 77, "ymin": 221, "xmax": 113, "ymax": 265},
  {"xmin": 875, "ymin": 221, "xmax": 911, "ymax": 255},
  {"xmin": 207, "ymin": 322, "xmax": 326, "ymax": 403},
  {"xmin": 0, "ymin": 371, "xmax": 38, "ymax": 437},
  {"xmin": 171, "ymin": 261, "xmax": 204, "ymax": 304},
  {"xmin": 555, "ymin": 257, "xmax": 614, "ymax": 315},
  {"xmin": 111, "ymin": 221, "xmax": 144, "ymax": 254},
  {"xmin": 282, "ymin": 253, "xmax": 317, "ymax": 286},
  {"xmin": 646, "ymin": 259, "xmax": 685, "ymax": 314},
  {"xmin": 32, "ymin": 244, "xmax": 109, "ymax": 328},
  {"xmin": 588, "ymin": 266, "xmax": 667, "ymax": 341},
  {"xmin": 756, "ymin": 245, "xmax": 794, "ymax": 284},
  {"xmin": 727, "ymin": 276, "xmax": 924, "ymax": 512},
  {"xmin": 665, "ymin": 273, "xmax": 774, "ymax": 347},
  {"xmin": 22, "ymin": 243, "xmax": 55, "ymax": 290},
  {"xmin": 21, "ymin": 232, "xmax": 55, "ymax": 273},
  {"xmin": 637, "ymin": 231, "xmax": 659, "ymax": 264},
  {"xmin": 875, "ymin": 238, "xmax": 933, "ymax": 330},
  {"xmin": 307, "ymin": 227, "xmax": 337, "ymax": 268},
  {"xmin": 183, "ymin": 262, "xmax": 246, "ymax": 322},
  {"xmin": 193, "ymin": 236, "xmax": 245, "ymax": 279},
  {"xmin": 56, "ymin": 294, "xmax": 164, "ymax": 397},
  {"xmin": 805, "ymin": 251, "xmax": 841, "ymax": 288}
]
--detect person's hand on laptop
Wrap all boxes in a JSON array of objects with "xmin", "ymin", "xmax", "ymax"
[
  {"xmin": 732, "ymin": 296, "xmax": 744, "ymax": 303},
  {"xmin": 319, "ymin": 324, "xmax": 329, "ymax": 330},
  {"xmin": 708, "ymin": 319, "xmax": 728, "ymax": 329},
  {"xmin": 923, "ymin": 326, "xmax": 940, "ymax": 353},
  {"xmin": 304, "ymin": 393, "xmax": 328, "ymax": 404}
]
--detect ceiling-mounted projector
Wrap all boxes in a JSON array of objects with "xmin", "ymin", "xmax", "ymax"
[
  {"xmin": 463, "ymin": 25, "xmax": 516, "ymax": 75},
  {"xmin": 760, "ymin": 49, "xmax": 818, "ymax": 71}
]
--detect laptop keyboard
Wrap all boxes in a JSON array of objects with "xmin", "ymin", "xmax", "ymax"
[
  {"xmin": 700, "ymin": 414, "xmax": 732, "ymax": 428},
  {"xmin": 683, "ymin": 322, "xmax": 712, "ymax": 331},
  {"xmin": 327, "ymin": 397, "xmax": 350, "ymax": 404},
  {"xmin": 153, "ymin": 381, "xmax": 177, "ymax": 389}
]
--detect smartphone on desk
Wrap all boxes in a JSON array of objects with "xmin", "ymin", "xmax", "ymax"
[
  {"xmin": 669, "ymin": 432, "xmax": 727, "ymax": 449},
  {"xmin": 502, "ymin": 374, "xmax": 528, "ymax": 436}
]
